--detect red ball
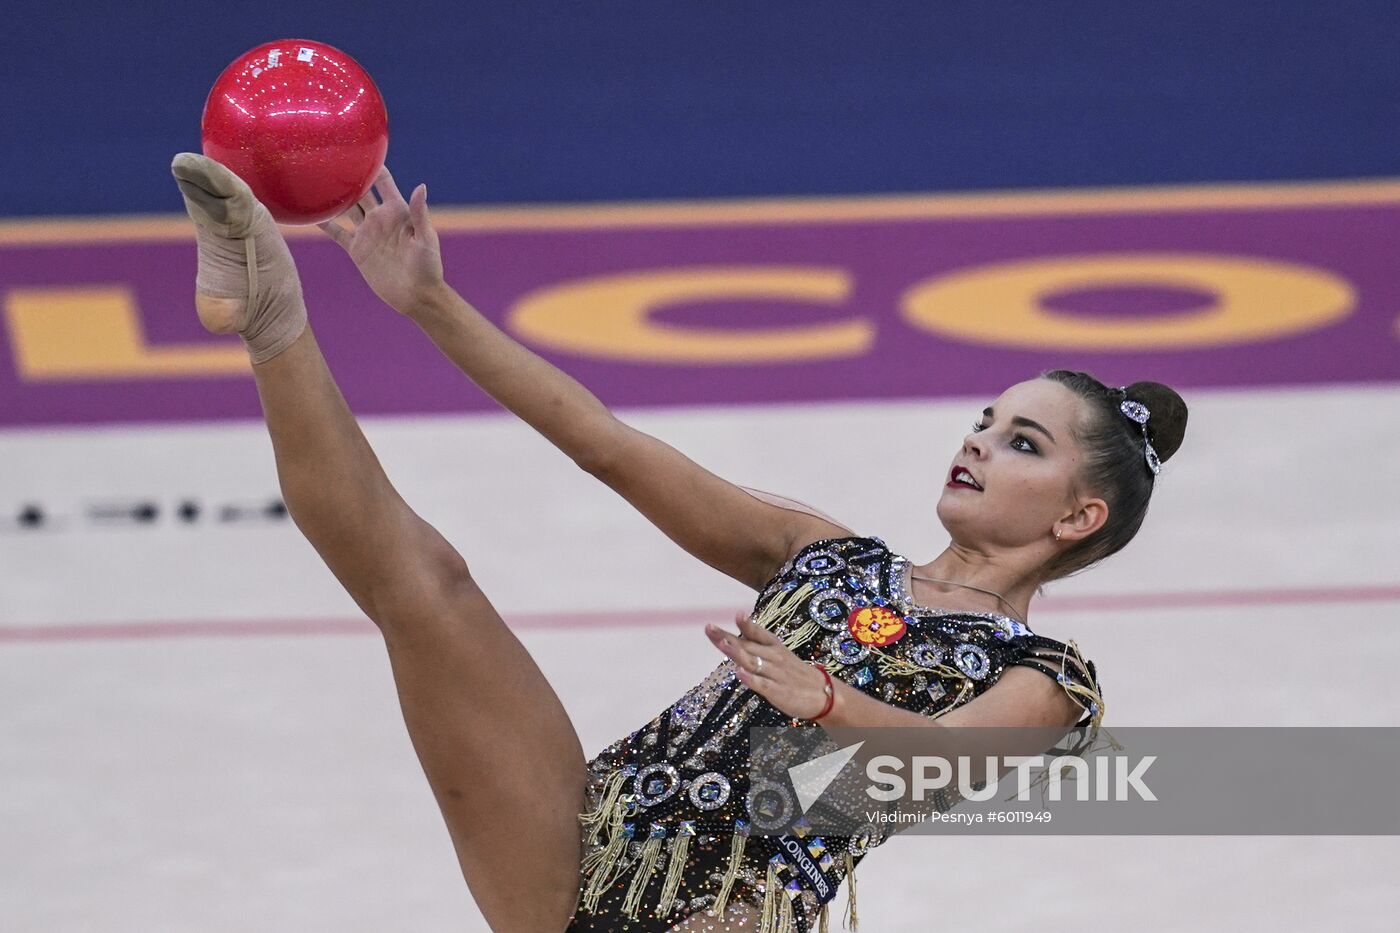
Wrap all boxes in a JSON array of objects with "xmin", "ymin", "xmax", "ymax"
[{"xmin": 201, "ymin": 40, "xmax": 389, "ymax": 225}]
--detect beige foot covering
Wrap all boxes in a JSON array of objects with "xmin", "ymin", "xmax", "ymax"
[{"xmin": 170, "ymin": 152, "xmax": 307, "ymax": 364}]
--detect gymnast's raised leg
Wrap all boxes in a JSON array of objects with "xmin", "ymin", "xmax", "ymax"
[{"xmin": 170, "ymin": 153, "xmax": 588, "ymax": 932}]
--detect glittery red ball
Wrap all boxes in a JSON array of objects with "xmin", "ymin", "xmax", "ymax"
[{"xmin": 201, "ymin": 40, "xmax": 389, "ymax": 225}]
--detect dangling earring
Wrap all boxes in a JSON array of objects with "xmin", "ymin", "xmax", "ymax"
[{"xmin": 1054, "ymin": 527, "xmax": 1063, "ymax": 542}]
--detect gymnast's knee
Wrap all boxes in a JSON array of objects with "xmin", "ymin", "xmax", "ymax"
[{"xmin": 365, "ymin": 527, "xmax": 480, "ymax": 634}]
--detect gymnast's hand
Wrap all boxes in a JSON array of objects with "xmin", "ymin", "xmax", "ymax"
[
  {"xmin": 318, "ymin": 167, "xmax": 445, "ymax": 314},
  {"xmin": 706, "ymin": 614, "xmax": 838, "ymax": 721}
]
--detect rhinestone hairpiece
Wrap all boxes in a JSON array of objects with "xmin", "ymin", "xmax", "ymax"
[{"xmin": 1116, "ymin": 387, "xmax": 1161, "ymax": 475}]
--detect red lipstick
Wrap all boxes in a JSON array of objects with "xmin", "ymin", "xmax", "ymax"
[{"xmin": 946, "ymin": 465, "xmax": 983, "ymax": 491}]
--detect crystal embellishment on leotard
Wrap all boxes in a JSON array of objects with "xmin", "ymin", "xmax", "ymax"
[
  {"xmin": 807, "ymin": 590, "xmax": 854, "ymax": 631},
  {"xmin": 978, "ymin": 616, "xmax": 1033, "ymax": 641},
  {"xmin": 635, "ymin": 763, "xmax": 682, "ymax": 807},
  {"xmin": 825, "ymin": 633, "xmax": 870, "ymax": 665},
  {"xmin": 807, "ymin": 838, "xmax": 835, "ymax": 871},
  {"xmin": 689, "ymin": 773, "xmax": 733, "ymax": 811},
  {"xmin": 851, "ymin": 825, "xmax": 885, "ymax": 852},
  {"xmin": 853, "ymin": 562, "xmax": 884, "ymax": 593},
  {"xmin": 572, "ymin": 536, "xmax": 1107, "ymax": 929},
  {"xmin": 846, "ymin": 605, "xmax": 907, "ymax": 646},
  {"xmin": 910, "ymin": 640, "xmax": 946, "ymax": 669},
  {"xmin": 795, "ymin": 549, "xmax": 847, "ymax": 576},
  {"xmin": 747, "ymin": 780, "xmax": 795, "ymax": 831},
  {"xmin": 886, "ymin": 556, "xmax": 915, "ymax": 611},
  {"xmin": 953, "ymin": 643, "xmax": 991, "ymax": 680}
]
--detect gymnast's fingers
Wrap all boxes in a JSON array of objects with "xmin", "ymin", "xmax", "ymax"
[
  {"xmin": 705, "ymin": 623, "xmax": 768, "ymax": 676},
  {"xmin": 373, "ymin": 166, "xmax": 404, "ymax": 205},
  {"xmin": 733, "ymin": 661, "xmax": 776, "ymax": 697},
  {"xmin": 735, "ymin": 613, "xmax": 782, "ymax": 647},
  {"xmin": 317, "ymin": 218, "xmax": 352, "ymax": 248},
  {"xmin": 355, "ymin": 190, "xmax": 378, "ymax": 218}
]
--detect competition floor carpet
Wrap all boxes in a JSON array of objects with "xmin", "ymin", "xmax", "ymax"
[{"xmin": 2, "ymin": 180, "xmax": 1398, "ymax": 931}]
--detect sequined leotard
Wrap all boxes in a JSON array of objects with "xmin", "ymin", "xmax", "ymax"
[{"xmin": 567, "ymin": 536, "xmax": 1104, "ymax": 932}]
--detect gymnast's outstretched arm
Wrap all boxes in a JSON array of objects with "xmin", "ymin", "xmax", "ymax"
[{"xmin": 321, "ymin": 172, "xmax": 846, "ymax": 590}]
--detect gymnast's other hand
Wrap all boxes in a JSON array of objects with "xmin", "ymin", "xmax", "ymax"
[
  {"xmin": 318, "ymin": 167, "xmax": 445, "ymax": 315},
  {"xmin": 705, "ymin": 613, "xmax": 837, "ymax": 721}
]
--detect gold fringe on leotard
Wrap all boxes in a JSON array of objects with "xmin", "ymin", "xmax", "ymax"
[
  {"xmin": 774, "ymin": 886, "xmax": 797, "ymax": 933},
  {"xmin": 872, "ymin": 654, "xmax": 930, "ymax": 677},
  {"xmin": 621, "ymin": 823, "xmax": 666, "ymax": 918},
  {"xmin": 1058, "ymin": 639, "xmax": 1107, "ymax": 732},
  {"xmin": 842, "ymin": 851, "xmax": 859, "ymax": 931},
  {"xmin": 655, "ymin": 822, "xmax": 694, "ymax": 917},
  {"xmin": 874, "ymin": 653, "xmax": 965, "ymax": 679},
  {"xmin": 818, "ymin": 901, "xmax": 830, "ymax": 933},
  {"xmin": 579, "ymin": 798, "xmax": 633, "ymax": 913},
  {"xmin": 759, "ymin": 859, "xmax": 781, "ymax": 932},
  {"xmin": 712, "ymin": 824, "xmax": 749, "ymax": 916},
  {"xmin": 578, "ymin": 768, "xmax": 628, "ymax": 847},
  {"xmin": 779, "ymin": 619, "xmax": 822, "ymax": 653},
  {"xmin": 751, "ymin": 581, "xmax": 823, "ymax": 652}
]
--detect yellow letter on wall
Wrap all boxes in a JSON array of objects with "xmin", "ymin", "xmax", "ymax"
[
  {"xmin": 901, "ymin": 253, "xmax": 1354, "ymax": 350},
  {"xmin": 508, "ymin": 267, "xmax": 870, "ymax": 363},
  {"xmin": 5, "ymin": 286, "xmax": 250, "ymax": 380}
]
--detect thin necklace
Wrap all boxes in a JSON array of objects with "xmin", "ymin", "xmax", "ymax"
[{"xmin": 908, "ymin": 571, "xmax": 1026, "ymax": 623}]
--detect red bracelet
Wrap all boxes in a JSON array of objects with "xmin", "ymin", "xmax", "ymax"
[{"xmin": 808, "ymin": 661, "xmax": 836, "ymax": 722}]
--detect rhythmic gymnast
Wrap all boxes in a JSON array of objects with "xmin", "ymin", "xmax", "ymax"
[{"xmin": 170, "ymin": 153, "xmax": 1187, "ymax": 932}]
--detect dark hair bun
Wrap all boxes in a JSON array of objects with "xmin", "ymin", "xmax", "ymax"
[{"xmin": 1126, "ymin": 381, "xmax": 1188, "ymax": 463}]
